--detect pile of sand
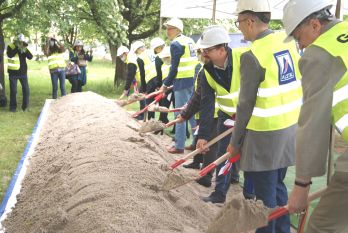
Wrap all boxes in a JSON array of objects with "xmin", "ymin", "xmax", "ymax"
[
  {"xmin": 2, "ymin": 92, "xmax": 224, "ymax": 233},
  {"xmin": 139, "ymin": 119, "xmax": 166, "ymax": 133},
  {"xmin": 207, "ymin": 194, "xmax": 270, "ymax": 233}
]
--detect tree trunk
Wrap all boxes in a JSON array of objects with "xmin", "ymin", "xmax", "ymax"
[
  {"xmin": 0, "ymin": 23, "xmax": 7, "ymax": 107},
  {"xmin": 114, "ymin": 56, "xmax": 127, "ymax": 87},
  {"xmin": 108, "ymin": 41, "xmax": 117, "ymax": 64}
]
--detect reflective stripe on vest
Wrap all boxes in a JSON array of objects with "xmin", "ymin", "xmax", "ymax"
[
  {"xmin": 247, "ymin": 32, "xmax": 302, "ymax": 131},
  {"xmin": 7, "ymin": 43, "xmax": 20, "ymax": 71},
  {"xmin": 312, "ymin": 22, "xmax": 348, "ymax": 142},
  {"xmin": 48, "ymin": 53, "xmax": 66, "ymax": 70},
  {"xmin": 126, "ymin": 53, "xmax": 141, "ymax": 84},
  {"xmin": 173, "ymin": 35, "xmax": 198, "ymax": 79},
  {"xmin": 204, "ymin": 48, "xmax": 247, "ymax": 116}
]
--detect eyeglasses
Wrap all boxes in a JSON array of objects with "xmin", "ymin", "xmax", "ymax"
[
  {"xmin": 200, "ymin": 46, "xmax": 218, "ymax": 54},
  {"xmin": 234, "ymin": 18, "xmax": 250, "ymax": 28}
]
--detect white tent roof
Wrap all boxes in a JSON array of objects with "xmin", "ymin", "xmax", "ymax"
[{"xmin": 160, "ymin": 0, "xmax": 347, "ymax": 20}]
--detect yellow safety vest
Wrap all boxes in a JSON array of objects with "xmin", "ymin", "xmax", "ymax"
[
  {"xmin": 140, "ymin": 51, "xmax": 157, "ymax": 84},
  {"xmin": 173, "ymin": 35, "xmax": 198, "ymax": 79},
  {"xmin": 7, "ymin": 43, "xmax": 20, "ymax": 71},
  {"xmin": 205, "ymin": 48, "xmax": 247, "ymax": 117},
  {"xmin": 312, "ymin": 22, "xmax": 348, "ymax": 142},
  {"xmin": 246, "ymin": 32, "xmax": 302, "ymax": 131},
  {"xmin": 195, "ymin": 65, "xmax": 219, "ymax": 120},
  {"xmin": 161, "ymin": 63, "xmax": 170, "ymax": 81},
  {"xmin": 48, "ymin": 52, "xmax": 66, "ymax": 70},
  {"xmin": 126, "ymin": 53, "xmax": 141, "ymax": 84}
]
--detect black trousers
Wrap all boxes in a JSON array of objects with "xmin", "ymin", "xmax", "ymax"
[
  {"xmin": 9, "ymin": 74, "xmax": 30, "ymax": 111},
  {"xmin": 70, "ymin": 79, "xmax": 82, "ymax": 93}
]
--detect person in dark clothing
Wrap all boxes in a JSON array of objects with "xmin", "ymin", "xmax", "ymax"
[
  {"xmin": 69, "ymin": 40, "xmax": 93, "ymax": 93},
  {"xmin": 7, "ymin": 34, "xmax": 33, "ymax": 112}
]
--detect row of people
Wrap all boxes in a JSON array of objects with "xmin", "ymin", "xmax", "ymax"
[
  {"xmin": 6, "ymin": 36, "xmax": 93, "ymax": 112},
  {"xmin": 118, "ymin": 0, "xmax": 348, "ymax": 232}
]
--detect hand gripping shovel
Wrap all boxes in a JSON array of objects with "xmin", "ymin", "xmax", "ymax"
[
  {"xmin": 169, "ymin": 127, "xmax": 234, "ymax": 170},
  {"xmin": 162, "ymin": 152, "xmax": 240, "ymax": 191}
]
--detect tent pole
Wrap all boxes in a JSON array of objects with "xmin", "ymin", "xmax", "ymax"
[
  {"xmin": 212, "ymin": 0, "xmax": 217, "ymax": 23},
  {"xmin": 159, "ymin": 17, "xmax": 163, "ymax": 35}
]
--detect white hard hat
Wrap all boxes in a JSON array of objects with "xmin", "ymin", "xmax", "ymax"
[
  {"xmin": 158, "ymin": 46, "xmax": 171, "ymax": 59},
  {"xmin": 117, "ymin": 46, "xmax": 129, "ymax": 57},
  {"xmin": 164, "ymin": 18, "xmax": 184, "ymax": 32},
  {"xmin": 17, "ymin": 34, "xmax": 28, "ymax": 44},
  {"xmin": 150, "ymin": 37, "xmax": 165, "ymax": 50},
  {"xmin": 236, "ymin": 0, "xmax": 270, "ymax": 14},
  {"xmin": 74, "ymin": 40, "xmax": 84, "ymax": 47},
  {"xmin": 197, "ymin": 25, "xmax": 230, "ymax": 49},
  {"xmin": 283, "ymin": 0, "xmax": 332, "ymax": 42},
  {"xmin": 131, "ymin": 41, "xmax": 145, "ymax": 53}
]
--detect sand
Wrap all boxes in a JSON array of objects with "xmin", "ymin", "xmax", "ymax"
[
  {"xmin": 148, "ymin": 105, "xmax": 169, "ymax": 112},
  {"xmin": 139, "ymin": 119, "xmax": 166, "ymax": 133},
  {"xmin": 128, "ymin": 93, "xmax": 146, "ymax": 102},
  {"xmin": 207, "ymin": 194, "xmax": 270, "ymax": 233},
  {"xmin": 2, "ymin": 92, "xmax": 226, "ymax": 233}
]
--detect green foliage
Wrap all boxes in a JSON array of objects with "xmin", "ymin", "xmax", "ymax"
[{"xmin": 269, "ymin": 20, "xmax": 283, "ymax": 30}]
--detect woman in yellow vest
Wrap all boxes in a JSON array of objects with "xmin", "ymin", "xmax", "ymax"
[
  {"xmin": 7, "ymin": 34, "xmax": 33, "ymax": 112},
  {"xmin": 69, "ymin": 40, "xmax": 93, "ymax": 93},
  {"xmin": 46, "ymin": 37, "xmax": 66, "ymax": 99},
  {"xmin": 283, "ymin": 1, "xmax": 348, "ymax": 232}
]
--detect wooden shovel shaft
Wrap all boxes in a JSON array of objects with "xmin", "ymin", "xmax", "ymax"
[
  {"xmin": 169, "ymin": 127, "xmax": 234, "ymax": 170},
  {"xmin": 268, "ymin": 188, "xmax": 327, "ymax": 221},
  {"xmin": 165, "ymin": 118, "xmax": 182, "ymax": 128}
]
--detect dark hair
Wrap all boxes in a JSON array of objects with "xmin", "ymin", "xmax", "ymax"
[{"xmin": 240, "ymin": 11, "xmax": 271, "ymax": 24}]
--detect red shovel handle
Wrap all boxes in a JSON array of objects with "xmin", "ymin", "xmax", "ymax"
[
  {"xmin": 169, "ymin": 159, "xmax": 186, "ymax": 170},
  {"xmin": 199, "ymin": 163, "xmax": 217, "ymax": 177}
]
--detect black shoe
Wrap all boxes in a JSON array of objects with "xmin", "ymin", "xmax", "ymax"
[
  {"xmin": 183, "ymin": 161, "xmax": 200, "ymax": 169},
  {"xmin": 201, "ymin": 191, "xmax": 226, "ymax": 204},
  {"xmin": 196, "ymin": 176, "xmax": 211, "ymax": 188},
  {"xmin": 230, "ymin": 177, "xmax": 240, "ymax": 185}
]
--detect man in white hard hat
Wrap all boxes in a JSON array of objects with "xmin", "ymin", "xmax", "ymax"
[
  {"xmin": 226, "ymin": 0, "xmax": 302, "ymax": 232},
  {"xmin": 195, "ymin": 25, "xmax": 247, "ymax": 202},
  {"xmin": 159, "ymin": 17, "xmax": 197, "ymax": 154},
  {"xmin": 283, "ymin": 1, "xmax": 348, "ymax": 232},
  {"xmin": 7, "ymin": 34, "xmax": 33, "ymax": 112}
]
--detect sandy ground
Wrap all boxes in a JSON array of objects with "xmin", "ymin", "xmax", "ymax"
[{"xmin": 2, "ymin": 92, "xmax": 247, "ymax": 233}]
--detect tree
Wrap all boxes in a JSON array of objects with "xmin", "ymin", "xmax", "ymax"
[{"xmin": 0, "ymin": 0, "xmax": 28, "ymax": 107}]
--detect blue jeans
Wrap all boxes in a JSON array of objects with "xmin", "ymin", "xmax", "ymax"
[
  {"xmin": 245, "ymin": 168, "xmax": 290, "ymax": 233},
  {"xmin": 215, "ymin": 111, "xmax": 239, "ymax": 195},
  {"xmin": 174, "ymin": 87, "xmax": 195, "ymax": 149},
  {"xmin": 9, "ymin": 74, "xmax": 30, "ymax": 111},
  {"xmin": 50, "ymin": 69, "xmax": 66, "ymax": 99}
]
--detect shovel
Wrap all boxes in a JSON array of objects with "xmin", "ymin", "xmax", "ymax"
[
  {"xmin": 132, "ymin": 93, "xmax": 165, "ymax": 118},
  {"xmin": 162, "ymin": 153, "xmax": 240, "ymax": 191},
  {"xmin": 138, "ymin": 118, "xmax": 182, "ymax": 133},
  {"xmin": 148, "ymin": 105, "xmax": 185, "ymax": 113},
  {"xmin": 169, "ymin": 127, "xmax": 234, "ymax": 170}
]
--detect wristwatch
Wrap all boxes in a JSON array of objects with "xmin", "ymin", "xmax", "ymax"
[{"xmin": 295, "ymin": 180, "xmax": 312, "ymax": 187}]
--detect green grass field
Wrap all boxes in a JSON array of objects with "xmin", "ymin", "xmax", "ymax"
[{"xmin": 0, "ymin": 59, "xmax": 332, "ymax": 231}]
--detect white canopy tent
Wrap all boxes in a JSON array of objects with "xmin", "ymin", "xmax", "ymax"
[{"xmin": 160, "ymin": 0, "xmax": 347, "ymax": 21}]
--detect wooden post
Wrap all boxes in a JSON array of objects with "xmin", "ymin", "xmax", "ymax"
[
  {"xmin": 159, "ymin": 17, "xmax": 163, "ymax": 36},
  {"xmin": 212, "ymin": 0, "xmax": 217, "ymax": 24},
  {"xmin": 335, "ymin": 0, "xmax": 342, "ymax": 19}
]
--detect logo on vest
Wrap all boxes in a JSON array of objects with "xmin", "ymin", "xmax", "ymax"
[{"xmin": 274, "ymin": 50, "xmax": 296, "ymax": 85}]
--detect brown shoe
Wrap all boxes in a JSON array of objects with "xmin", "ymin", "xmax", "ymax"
[
  {"xmin": 167, "ymin": 146, "xmax": 184, "ymax": 154},
  {"xmin": 184, "ymin": 144, "xmax": 196, "ymax": 151}
]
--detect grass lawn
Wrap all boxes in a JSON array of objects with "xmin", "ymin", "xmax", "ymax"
[{"xmin": 0, "ymin": 59, "xmax": 333, "ymax": 231}]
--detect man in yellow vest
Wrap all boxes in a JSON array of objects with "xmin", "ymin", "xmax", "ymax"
[
  {"xmin": 7, "ymin": 34, "xmax": 33, "ymax": 112},
  {"xmin": 226, "ymin": 0, "xmax": 302, "ymax": 232},
  {"xmin": 159, "ymin": 18, "xmax": 197, "ymax": 154},
  {"xmin": 283, "ymin": 1, "xmax": 348, "ymax": 232},
  {"xmin": 195, "ymin": 25, "xmax": 246, "ymax": 203}
]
